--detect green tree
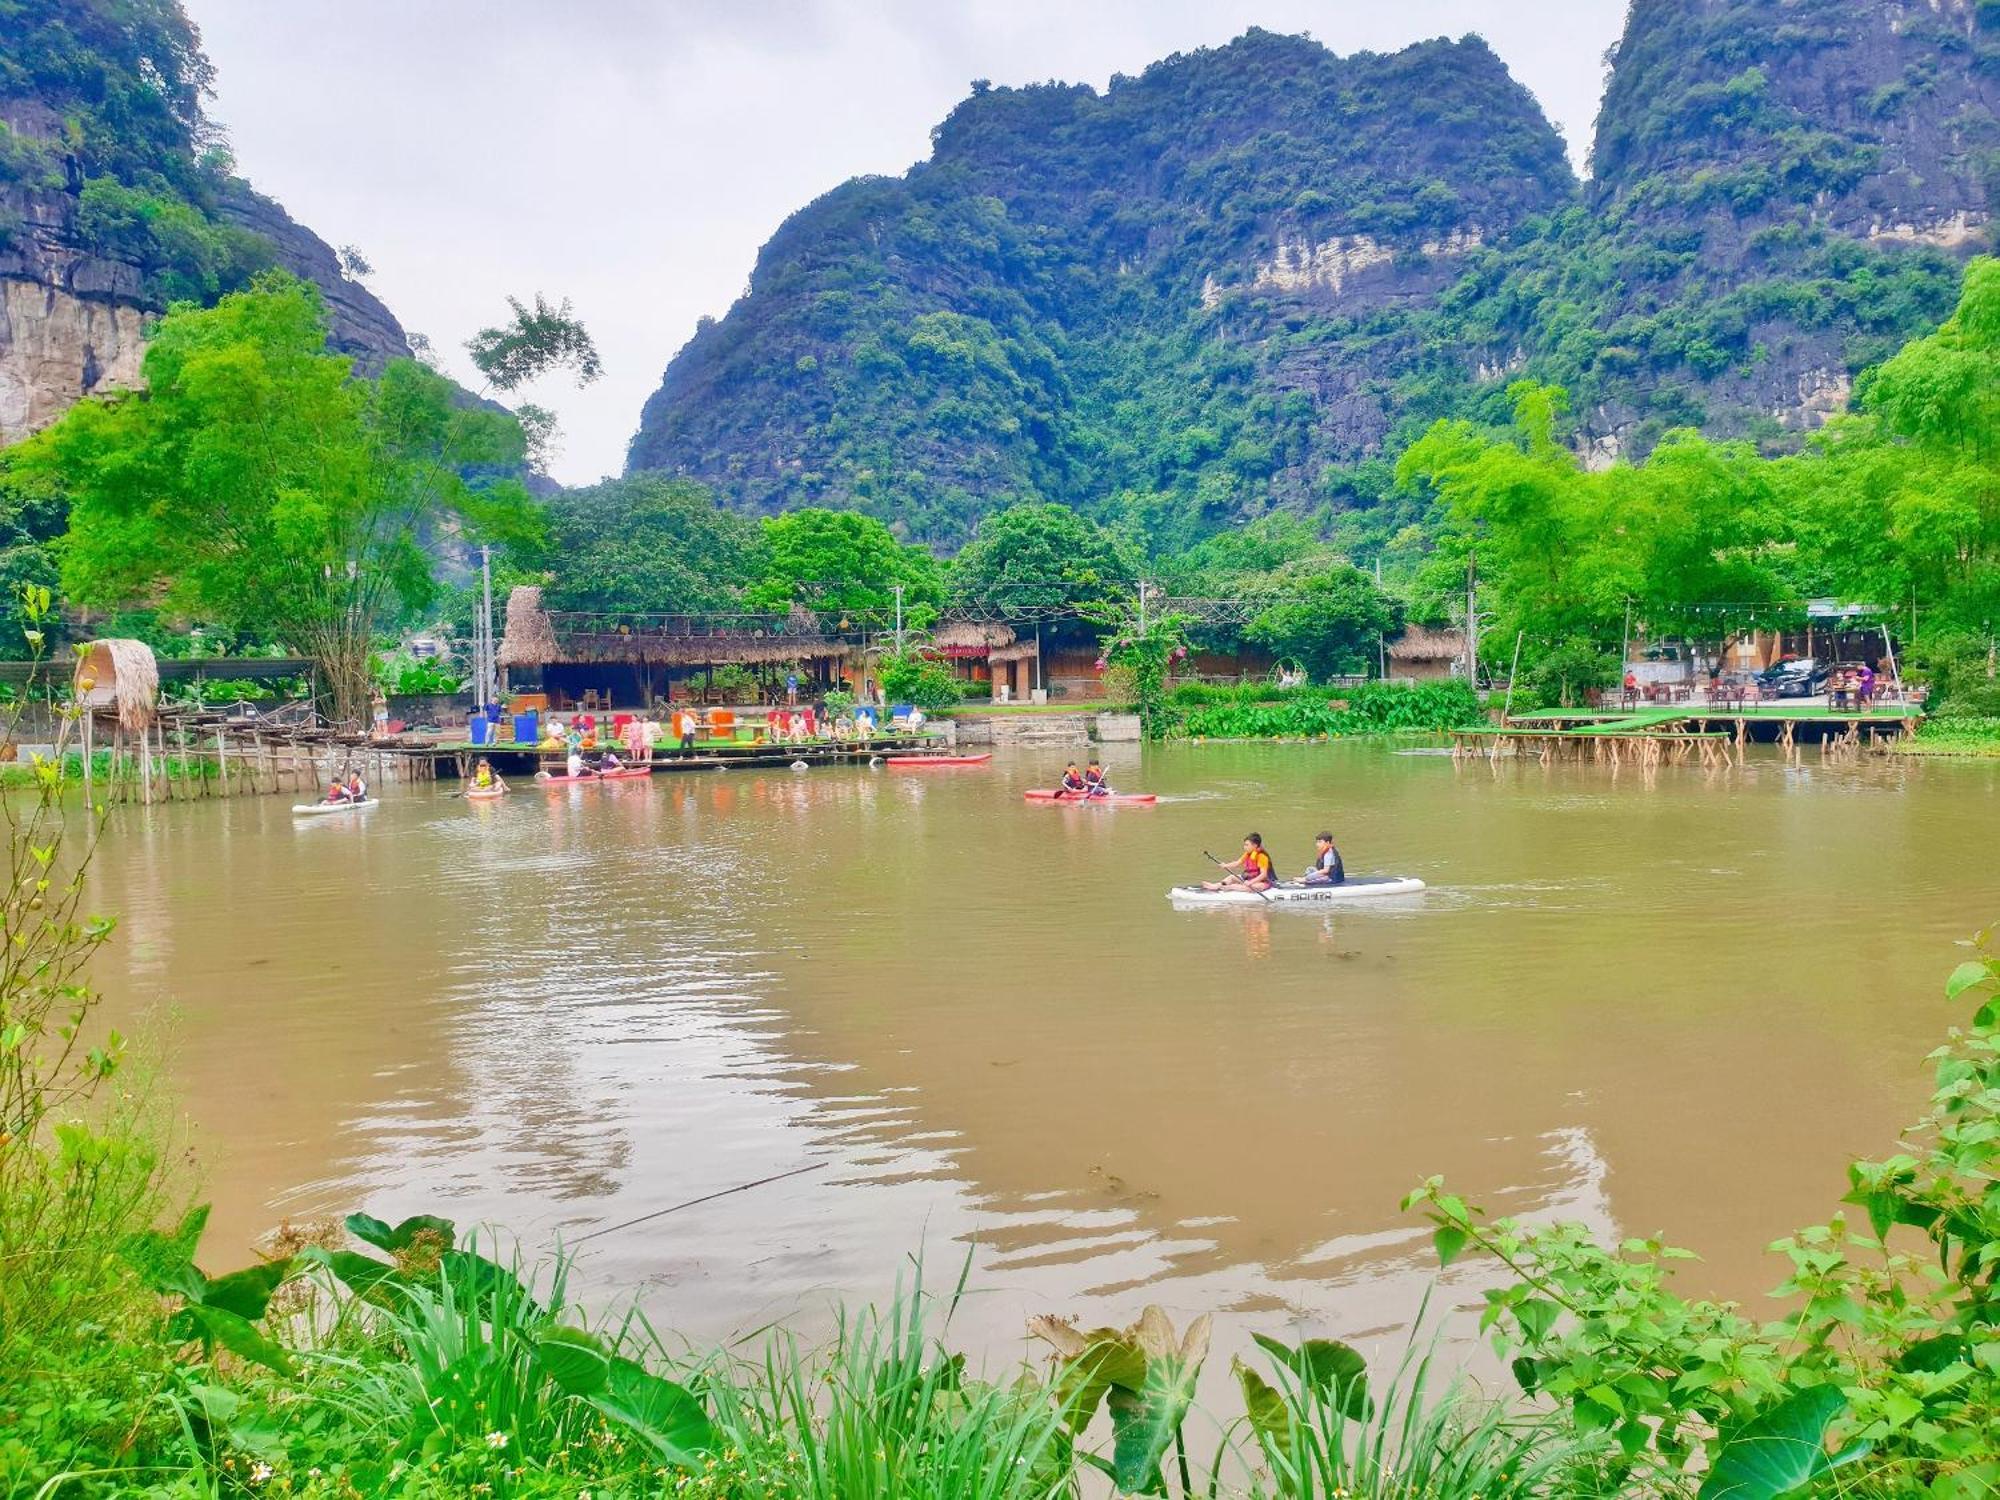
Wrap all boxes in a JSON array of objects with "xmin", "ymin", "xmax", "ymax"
[
  {"xmin": 947, "ymin": 502, "xmax": 1138, "ymax": 620},
  {"xmin": 747, "ymin": 508, "xmax": 942, "ymax": 620},
  {"xmin": 27, "ymin": 275, "xmax": 539, "ymax": 725},
  {"xmin": 1246, "ymin": 566, "xmax": 1404, "ymax": 682},
  {"xmin": 543, "ymin": 477, "xmax": 763, "ymax": 616}
]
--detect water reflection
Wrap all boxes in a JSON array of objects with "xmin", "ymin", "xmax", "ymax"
[{"xmin": 87, "ymin": 744, "xmax": 2000, "ymax": 1360}]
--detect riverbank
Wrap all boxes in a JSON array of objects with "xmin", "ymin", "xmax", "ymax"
[{"xmin": 1888, "ymin": 714, "xmax": 2000, "ymax": 757}]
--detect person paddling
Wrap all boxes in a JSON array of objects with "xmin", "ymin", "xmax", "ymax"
[
  {"xmin": 345, "ymin": 770, "xmax": 367, "ymax": 803},
  {"xmin": 1204, "ymin": 833, "xmax": 1275, "ymax": 892},
  {"xmin": 1300, "ymin": 831, "xmax": 1345, "ymax": 886},
  {"xmin": 471, "ymin": 757, "xmax": 507, "ymax": 794},
  {"xmin": 1056, "ymin": 762, "xmax": 1087, "ymax": 799},
  {"xmin": 1083, "ymin": 759, "xmax": 1111, "ymax": 798}
]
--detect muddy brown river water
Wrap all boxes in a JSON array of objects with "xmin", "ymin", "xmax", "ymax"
[{"xmin": 90, "ymin": 741, "xmax": 2000, "ymax": 1368}]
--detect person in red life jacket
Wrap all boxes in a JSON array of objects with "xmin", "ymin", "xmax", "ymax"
[
  {"xmin": 1205, "ymin": 833, "xmax": 1275, "ymax": 891},
  {"xmin": 1082, "ymin": 759, "xmax": 1110, "ymax": 797},
  {"xmin": 1056, "ymin": 762, "xmax": 1087, "ymax": 799}
]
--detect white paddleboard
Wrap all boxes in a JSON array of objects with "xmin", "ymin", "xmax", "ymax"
[
  {"xmin": 1168, "ymin": 876, "xmax": 1425, "ymax": 907},
  {"xmin": 292, "ymin": 798, "xmax": 379, "ymax": 816}
]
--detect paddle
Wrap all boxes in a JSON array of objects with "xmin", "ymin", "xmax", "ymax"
[{"xmin": 1203, "ymin": 848, "xmax": 1273, "ymax": 902}]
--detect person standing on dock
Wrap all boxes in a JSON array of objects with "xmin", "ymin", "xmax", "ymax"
[{"xmin": 786, "ymin": 671, "xmax": 799, "ymax": 705}]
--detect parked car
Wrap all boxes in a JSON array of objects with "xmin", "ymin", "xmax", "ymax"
[{"xmin": 1756, "ymin": 658, "xmax": 1830, "ymax": 698}]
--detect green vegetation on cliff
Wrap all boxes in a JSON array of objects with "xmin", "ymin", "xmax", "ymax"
[{"xmin": 630, "ymin": 8, "xmax": 1992, "ymax": 554}]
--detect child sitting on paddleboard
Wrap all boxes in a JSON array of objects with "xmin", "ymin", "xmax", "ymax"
[
  {"xmin": 1205, "ymin": 833, "xmax": 1275, "ymax": 892},
  {"xmin": 1300, "ymin": 831, "xmax": 1345, "ymax": 886}
]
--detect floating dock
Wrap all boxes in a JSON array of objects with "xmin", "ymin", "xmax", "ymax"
[{"xmin": 409, "ymin": 731, "xmax": 954, "ymax": 781}]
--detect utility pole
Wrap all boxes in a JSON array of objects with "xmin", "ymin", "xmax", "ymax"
[
  {"xmin": 479, "ymin": 543, "xmax": 495, "ymax": 708},
  {"xmin": 1464, "ymin": 550, "xmax": 1478, "ymax": 686},
  {"xmin": 893, "ymin": 583, "xmax": 904, "ymax": 655},
  {"xmin": 1137, "ymin": 579, "xmax": 1149, "ymax": 636}
]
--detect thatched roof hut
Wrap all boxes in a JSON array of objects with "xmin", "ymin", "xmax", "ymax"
[
  {"xmin": 497, "ymin": 585, "xmax": 849, "ymax": 668},
  {"xmin": 73, "ymin": 638, "xmax": 159, "ymax": 731},
  {"xmin": 497, "ymin": 586, "xmax": 558, "ymax": 669},
  {"xmin": 932, "ymin": 620, "xmax": 1017, "ymax": 657},
  {"xmin": 1388, "ymin": 625, "xmax": 1465, "ymax": 663}
]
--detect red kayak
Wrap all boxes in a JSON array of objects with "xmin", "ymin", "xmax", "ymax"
[
  {"xmin": 538, "ymin": 766, "xmax": 655, "ymax": 785},
  {"xmin": 1023, "ymin": 789, "xmax": 1157, "ymax": 806},
  {"xmin": 884, "ymin": 753, "xmax": 992, "ymax": 767}
]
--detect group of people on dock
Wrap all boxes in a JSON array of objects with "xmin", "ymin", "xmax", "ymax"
[
  {"xmin": 1828, "ymin": 664, "xmax": 1878, "ymax": 710},
  {"xmin": 1203, "ymin": 831, "xmax": 1345, "ymax": 892}
]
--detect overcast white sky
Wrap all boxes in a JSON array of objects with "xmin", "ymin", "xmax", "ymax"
[{"xmin": 187, "ymin": 1, "xmax": 1629, "ymax": 486}]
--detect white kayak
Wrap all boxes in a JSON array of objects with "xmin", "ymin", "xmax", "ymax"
[
  {"xmin": 292, "ymin": 798, "xmax": 380, "ymax": 816},
  {"xmin": 1168, "ymin": 875, "xmax": 1426, "ymax": 907}
]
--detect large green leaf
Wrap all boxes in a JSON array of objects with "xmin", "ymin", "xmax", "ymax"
[
  {"xmin": 535, "ymin": 1326, "xmax": 613, "ymax": 1396},
  {"xmin": 1235, "ymin": 1358, "xmax": 1294, "ymax": 1463},
  {"xmin": 1052, "ymin": 1331, "xmax": 1148, "ymax": 1434},
  {"xmin": 305, "ymin": 1247, "xmax": 402, "ymax": 1297},
  {"xmin": 344, "ymin": 1211, "xmax": 456, "ymax": 1254},
  {"xmin": 1250, "ymin": 1333, "xmax": 1371, "ymax": 1420},
  {"xmin": 587, "ymin": 1358, "xmax": 715, "ymax": 1467},
  {"xmin": 201, "ymin": 1259, "xmax": 297, "ymax": 1320},
  {"xmin": 1105, "ymin": 1352, "xmax": 1202, "ymax": 1495},
  {"xmin": 186, "ymin": 1304, "xmax": 295, "ymax": 1376},
  {"xmin": 1697, "ymin": 1386, "xmax": 1852, "ymax": 1500}
]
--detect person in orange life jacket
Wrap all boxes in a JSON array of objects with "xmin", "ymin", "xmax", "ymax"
[
  {"xmin": 1082, "ymin": 759, "xmax": 1110, "ymax": 796},
  {"xmin": 1204, "ymin": 833, "xmax": 1275, "ymax": 891},
  {"xmin": 1300, "ymin": 831, "xmax": 1345, "ymax": 886},
  {"xmin": 1056, "ymin": 762, "xmax": 1087, "ymax": 799}
]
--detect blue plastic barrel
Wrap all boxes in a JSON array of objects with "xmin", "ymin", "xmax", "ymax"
[
  {"xmin": 470, "ymin": 716, "xmax": 495, "ymax": 747},
  {"xmin": 512, "ymin": 710, "xmax": 538, "ymax": 745}
]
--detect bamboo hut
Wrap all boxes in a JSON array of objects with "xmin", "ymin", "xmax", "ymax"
[
  {"xmin": 1387, "ymin": 625, "xmax": 1466, "ymax": 682},
  {"xmin": 73, "ymin": 638, "xmax": 161, "ymax": 802},
  {"xmin": 496, "ymin": 586, "xmax": 850, "ymax": 707}
]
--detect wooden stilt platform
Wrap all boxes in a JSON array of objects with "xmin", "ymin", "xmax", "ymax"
[{"xmin": 1452, "ymin": 701, "xmax": 1923, "ymax": 768}]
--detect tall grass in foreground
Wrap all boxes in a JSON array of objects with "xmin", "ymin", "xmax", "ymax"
[{"xmin": 1238, "ymin": 1319, "xmax": 1611, "ymax": 1499}]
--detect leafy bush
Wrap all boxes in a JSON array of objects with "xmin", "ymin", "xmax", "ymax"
[
  {"xmin": 375, "ymin": 651, "xmax": 466, "ymax": 697},
  {"xmin": 1407, "ymin": 942, "xmax": 2000, "ymax": 1496},
  {"xmin": 1178, "ymin": 680, "xmax": 1485, "ymax": 738},
  {"xmin": 878, "ymin": 651, "xmax": 963, "ymax": 710}
]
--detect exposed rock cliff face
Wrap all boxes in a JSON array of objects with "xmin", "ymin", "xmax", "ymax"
[
  {"xmin": 627, "ymin": 5, "xmax": 1996, "ymax": 548},
  {"xmin": 0, "ymin": 97, "xmax": 413, "ymax": 446}
]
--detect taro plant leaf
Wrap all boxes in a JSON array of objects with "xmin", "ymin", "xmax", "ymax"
[
  {"xmin": 201, "ymin": 1258, "xmax": 297, "ymax": 1321},
  {"xmin": 1104, "ymin": 1313, "xmax": 1210, "ymax": 1496},
  {"xmin": 304, "ymin": 1247, "xmax": 402, "ymax": 1297},
  {"xmin": 1697, "ymin": 1386, "xmax": 1856, "ymax": 1500},
  {"xmin": 184, "ymin": 1382, "xmax": 288, "ymax": 1463},
  {"xmin": 186, "ymin": 1304, "xmax": 295, "ymax": 1376},
  {"xmin": 587, "ymin": 1357, "xmax": 716, "ymax": 1466},
  {"xmin": 439, "ymin": 1249, "xmax": 535, "ymax": 1315},
  {"xmin": 1055, "ymin": 1331, "xmax": 1148, "ymax": 1433},
  {"xmin": 344, "ymin": 1212, "xmax": 455, "ymax": 1254},
  {"xmin": 1235, "ymin": 1358, "xmax": 1294, "ymax": 1463},
  {"xmin": 121, "ymin": 1204, "xmax": 210, "ymax": 1293},
  {"xmin": 1251, "ymin": 1333, "xmax": 1371, "ymax": 1420},
  {"xmin": 535, "ymin": 1326, "xmax": 613, "ymax": 1396}
]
